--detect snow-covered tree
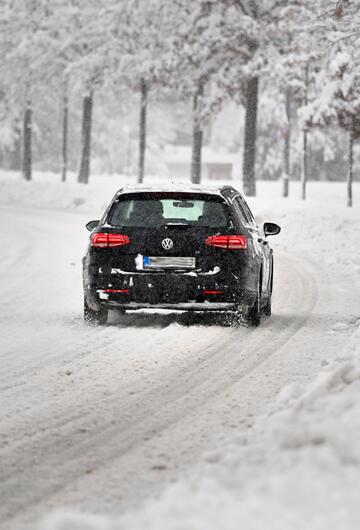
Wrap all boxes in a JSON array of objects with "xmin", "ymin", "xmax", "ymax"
[
  {"xmin": 301, "ymin": 47, "xmax": 360, "ymax": 206},
  {"xmin": 156, "ymin": 0, "xmax": 258, "ymax": 185},
  {"xmin": 0, "ymin": 0, "xmax": 55, "ymax": 180},
  {"xmin": 106, "ymin": 0, "xmax": 172, "ymax": 183},
  {"xmin": 299, "ymin": 0, "xmax": 360, "ymax": 205}
]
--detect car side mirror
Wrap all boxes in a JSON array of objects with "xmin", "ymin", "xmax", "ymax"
[
  {"xmin": 264, "ymin": 222, "xmax": 281, "ymax": 237},
  {"xmin": 86, "ymin": 220, "xmax": 100, "ymax": 231}
]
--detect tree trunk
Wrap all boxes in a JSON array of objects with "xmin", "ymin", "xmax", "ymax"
[
  {"xmin": 78, "ymin": 92, "xmax": 93, "ymax": 184},
  {"xmin": 301, "ymin": 129, "xmax": 308, "ymax": 200},
  {"xmin": 138, "ymin": 78, "xmax": 147, "ymax": 184},
  {"xmin": 282, "ymin": 88, "xmax": 291, "ymax": 198},
  {"xmin": 301, "ymin": 64, "xmax": 309, "ymax": 200},
  {"xmin": 61, "ymin": 89, "xmax": 68, "ymax": 183},
  {"xmin": 242, "ymin": 76, "xmax": 258, "ymax": 196},
  {"xmin": 347, "ymin": 128, "xmax": 353, "ymax": 207},
  {"xmin": 22, "ymin": 102, "xmax": 32, "ymax": 181},
  {"xmin": 191, "ymin": 83, "xmax": 204, "ymax": 184}
]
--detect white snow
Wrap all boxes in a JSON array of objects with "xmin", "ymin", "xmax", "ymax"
[
  {"xmin": 40, "ymin": 325, "xmax": 360, "ymax": 530},
  {"xmin": 134, "ymin": 253, "xmax": 144, "ymax": 270},
  {"xmin": 0, "ymin": 171, "xmax": 359, "ymax": 530}
]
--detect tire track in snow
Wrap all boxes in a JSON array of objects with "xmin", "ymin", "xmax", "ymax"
[
  {"xmin": 0, "ymin": 206, "xmax": 327, "ymax": 529},
  {"xmin": 0, "ymin": 255, "xmax": 318, "ymax": 526}
]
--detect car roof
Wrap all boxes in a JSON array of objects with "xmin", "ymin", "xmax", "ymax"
[{"xmin": 115, "ymin": 183, "xmax": 240, "ymax": 198}]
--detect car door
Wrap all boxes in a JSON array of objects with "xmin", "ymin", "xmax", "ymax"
[{"xmin": 233, "ymin": 196, "xmax": 271, "ymax": 296}]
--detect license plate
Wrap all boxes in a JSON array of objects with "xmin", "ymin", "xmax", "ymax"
[{"xmin": 143, "ymin": 256, "xmax": 195, "ymax": 270}]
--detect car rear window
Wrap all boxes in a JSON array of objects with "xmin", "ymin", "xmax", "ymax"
[{"xmin": 107, "ymin": 193, "xmax": 229, "ymax": 228}]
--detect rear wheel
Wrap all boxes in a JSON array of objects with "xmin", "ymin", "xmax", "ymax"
[
  {"xmin": 246, "ymin": 297, "xmax": 261, "ymax": 326},
  {"xmin": 246, "ymin": 278, "xmax": 261, "ymax": 327},
  {"xmin": 263, "ymin": 296, "xmax": 272, "ymax": 317},
  {"xmin": 84, "ymin": 299, "xmax": 108, "ymax": 325},
  {"xmin": 263, "ymin": 257, "xmax": 273, "ymax": 317}
]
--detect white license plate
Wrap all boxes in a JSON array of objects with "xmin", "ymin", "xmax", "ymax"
[{"xmin": 143, "ymin": 256, "xmax": 195, "ymax": 269}]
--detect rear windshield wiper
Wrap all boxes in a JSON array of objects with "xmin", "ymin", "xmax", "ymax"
[{"xmin": 162, "ymin": 222, "xmax": 191, "ymax": 228}]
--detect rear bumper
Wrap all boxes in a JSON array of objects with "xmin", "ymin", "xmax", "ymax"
[
  {"xmin": 106, "ymin": 301, "xmax": 237, "ymax": 312},
  {"xmin": 85, "ymin": 278, "xmax": 257, "ymax": 313},
  {"xmin": 84, "ymin": 262, "xmax": 259, "ymax": 312}
]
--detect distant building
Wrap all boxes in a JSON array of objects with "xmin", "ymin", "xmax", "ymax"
[{"xmin": 164, "ymin": 145, "xmax": 237, "ymax": 180}]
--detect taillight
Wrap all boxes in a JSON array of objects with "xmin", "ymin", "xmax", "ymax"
[
  {"xmin": 205, "ymin": 235, "xmax": 247, "ymax": 250},
  {"xmin": 91, "ymin": 233, "xmax": 131, "ymax": 248}
]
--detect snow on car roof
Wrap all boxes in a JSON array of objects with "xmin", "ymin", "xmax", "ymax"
[{"xmin": 115, "ymin": 182, "xmax": 237, "ymax": 196}]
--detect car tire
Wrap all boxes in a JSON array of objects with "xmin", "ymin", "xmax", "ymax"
[
  {"xmin": 84, "ymin": 298, "xmax": 108, "ymax": 325},
  {"xmin": 263, "ymin": 257, "xmax": 273, "ymax": 317},
  {"xmin": 263, "ymin": 296, "xmax": 272, "ymax": 317},
  {"xmin": 246, "ymin": 279, "xmax": 261, "ymax": 327}
]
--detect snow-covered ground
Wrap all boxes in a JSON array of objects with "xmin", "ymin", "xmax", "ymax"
[{"xmin": 0, "ymin": 172, "xmax": 359, "ymax": 530}]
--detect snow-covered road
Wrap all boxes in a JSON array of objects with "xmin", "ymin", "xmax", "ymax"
[{"xmin": 0, "ymin": 188, "xmax": 358, "ymax": 529}]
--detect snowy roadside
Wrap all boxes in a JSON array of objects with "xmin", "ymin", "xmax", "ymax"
[
  {"xmin": 0, "ymin": 171, "xmax": 127, "ymax": 217},
  {"xmin": 1, "ymin": 171, "xmax": 359, "ymax": 529},
  {"xmin": 42, "ymin": 321, "xmax": 360, "ymax": 530},
  {"xmin": 1, "ymin": 170, "xmax": 359, "ymax": 277}
]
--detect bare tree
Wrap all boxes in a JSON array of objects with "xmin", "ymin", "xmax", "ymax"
[
  {"xmin": 191, "ymin": 81, "xmax": 204, "ymax": 184},
  {"xmin": 282, "ymin": 88, "xmax": 291, "ymax": 197},
  {"xmin": 138, "ymin": 78, "xmax": 147, "ymax": 184},
  {"xmin": 61, "ymin": 84, "xmax": 69, "ymax": 182},
  {"xmin": 78, "ymin": 91, "xmax": 93, "ymax": 184},
  {"xmin": 301, "ymin": 64, "xmax": 309, "ymax": 201},
  {"xmin": 22, "ymin": 101, "xmax": 32, "ymax": 181},
  {"xmin": 347, "ymin": 118, "xmax": 354, "ymax": 208},
  {"xmin": 242, "ymin": 76, "xmax": 258, "ymax": 196}
]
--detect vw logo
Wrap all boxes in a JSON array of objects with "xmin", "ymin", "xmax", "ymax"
[{"xmin": 162, "ymin": 238, "xmax": 174, "ymax": 250}]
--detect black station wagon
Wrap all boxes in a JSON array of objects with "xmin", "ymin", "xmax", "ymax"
[{"xmin": 83, "ymin": 184, "xmax": 280, "ymax": 326}]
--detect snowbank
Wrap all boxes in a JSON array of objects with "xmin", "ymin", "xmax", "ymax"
[
  {"xmin": 41, "ymin": 322, "xmax": 360, "ymax": 530},
  {"xmin": 0, "ymin": 171, "xmax": 126, "ymax": 217}
]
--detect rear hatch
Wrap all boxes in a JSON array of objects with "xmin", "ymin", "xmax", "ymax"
[{"xmin": 96, "ymin": 192, "xmax": 236, "ymax": 274}]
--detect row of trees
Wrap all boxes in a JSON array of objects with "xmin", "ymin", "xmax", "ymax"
[{"xmin": 0, "ymin": 0, "xmax": 358, "ymax": 204}]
